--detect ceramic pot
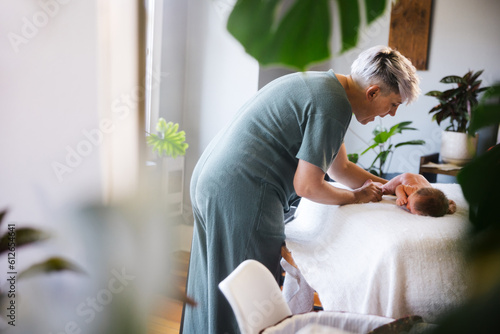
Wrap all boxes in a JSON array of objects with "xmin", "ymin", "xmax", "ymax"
[{"xmin": 440, "ymin": 130, "xmax": 478, "ymax": 165}]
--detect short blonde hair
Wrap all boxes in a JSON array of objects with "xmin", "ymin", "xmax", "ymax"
[{"xmin": 351, "ymin": 45, "xmax": 421, "ymax": 104}]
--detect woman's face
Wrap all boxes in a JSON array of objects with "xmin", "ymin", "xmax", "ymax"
[{"xmin": 360, "ymin": 92, "xmax": 402, "ymax": 124}]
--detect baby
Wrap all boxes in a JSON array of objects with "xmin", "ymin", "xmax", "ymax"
[{"xmin": 382, "ymin": 173, "xmax": 456, "ymax": 217}]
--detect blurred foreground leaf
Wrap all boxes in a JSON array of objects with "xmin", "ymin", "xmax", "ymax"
[
  {"xmin": 0, "ymin": 227, "xmax": 49, "ymax": 255},
  {"xmin": 458, "ymin": 83, "xmax": 500, "ymax": 232},
  {"xmin": 18, "ymin": 257, "xmax": 85, "ymax": 280},
  {"xmin": 227, "ymin": 0, "xmax": 389, "ymax": 70}
]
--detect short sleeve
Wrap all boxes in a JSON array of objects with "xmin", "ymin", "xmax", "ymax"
[{"xmin": 296, "ymin": 113, "xmax": 348, "ymax": 172}]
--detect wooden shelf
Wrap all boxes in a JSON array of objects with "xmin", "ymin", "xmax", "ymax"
[{"xmin": 419, "ymin": 153, "xmax": 462, "ymax": 182}]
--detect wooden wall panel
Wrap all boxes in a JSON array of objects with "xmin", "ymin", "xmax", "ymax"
[{"xmin": 388, "ymin": 0, "xmax": 432, "ymax": 70}]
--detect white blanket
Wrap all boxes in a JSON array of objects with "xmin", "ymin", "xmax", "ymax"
[{"xmin": 284, "ymin": 183, "xmax": 472, "ymax": 322}]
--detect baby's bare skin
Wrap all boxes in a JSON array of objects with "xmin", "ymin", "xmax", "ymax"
[
  {"xmin": 380, "ymin": 173, "xmax": 456, "ymax": 216},
  {"xmin": 381, "ymin": 173, "xmax": 432, "ymax": 214},
  {"xmin": 383, "ymin": 173, "xmax": 430, "ymax": 205}
]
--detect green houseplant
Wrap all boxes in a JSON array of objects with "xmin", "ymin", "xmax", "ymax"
[
  {"xmin": 348, "ymin": 121, "xmax": 425, "ymax": 177},
  {"xmin": 146, "ymin": 118, "xmax": 189, "ymax": 158},
  {"xmin": 146, "ymin": 118, "xmax": 189, "ymax": 216},
  {"xmin": 426, "ymin": 70, "xmax": 490, "ymax": 165}
]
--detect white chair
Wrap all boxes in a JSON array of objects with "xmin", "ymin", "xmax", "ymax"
[{"xmin": 219, "ymin": 259, "xmax": 293, "ymax": 334}]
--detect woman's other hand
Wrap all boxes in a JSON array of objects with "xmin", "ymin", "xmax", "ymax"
[{"xmin": 354, "ymin": 179, "xmax": 383, "ymax": 203}]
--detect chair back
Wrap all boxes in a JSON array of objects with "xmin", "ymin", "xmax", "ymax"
[{"xmin": 219, "ymin": 260, "xmax": 292, "ymax": 334}]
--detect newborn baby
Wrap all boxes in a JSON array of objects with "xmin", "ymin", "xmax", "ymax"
[{"xmin": 382, "ymin": 173, "xmax": 456, "ymax": 217}]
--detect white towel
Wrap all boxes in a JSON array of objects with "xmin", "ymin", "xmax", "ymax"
[
  {"xmin": 281, "ymin": 257, "xmax": 315, "ymax": 314},
  {"xmin": 285, "ymin": 183, "xmax": 472, "ymax": 322}
]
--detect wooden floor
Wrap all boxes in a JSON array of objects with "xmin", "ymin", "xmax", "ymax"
[
  {"xmin": 148, "ymin": 251, "xmax": 189, "ymax": 334},
  {"xmin": 148, "ymin": 251, "xmax": 322, "ymax": 334}
]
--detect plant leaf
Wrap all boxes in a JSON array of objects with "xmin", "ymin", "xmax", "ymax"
[
  {"xmin": 425, "ymin": 90, "xmax": 443, "ymax": 97},
  {"xmin": 469, "ymin": 70, "xmax": 484, "ymax": 83},
  {"xmin": 18, "ymin": 257, "xmax": 85, "ymax": 280},
  {"xmin": 271, "ymin": 0, "xmax": 331, "ymax": 68},
  {"xmin": 373, "ymin": 131, "xmax": 390, "ymax": 144},
  {"xmin": 347, "ymin": 153, "xmax": 359, "ymax": 163},
  {"xmin": 378, "ymin": 150, "xmax": 390, "ymax": 165},
  {"xmin": 458, "ymin": 145, "xmax": 500, "ymax": 231},
  {"xmin": 365, "ymin": 0, "xmax": 387, "ymax": 24},
  {"xmin": 156, "ymin": 118, "xmax": 169, "ymax": 133},
  {"xmin": 440, "ymin": 75, "xmax": 465, "ymax": 84},
  {"xmin": 227, "ymin": 0, "xmax": 331, "ymax": 70},
  {"xmin": 361, "ymin": 142, "xmax": 379, "ymax": 155},
  {"xmin": 226, "ymin": 0, "xmax": 277, "ymax": 64},
  {"xmin": 227, "ymin": 0, "xmax": 388, "ymax": 70},
  {"xmin": 469, "ymin": 84, "xmax": 500, "ymax": 133},
  {"xmin": 147, "ymin": 120, "xmax": 189, "ymax": 158},
  {"xmin": 0, "ymin": 209, "xmax": 6, "ymax": 229},
  {"xmin": 387, "ymin": 121, "xmax": 415, "ymax": 137},
  {"xmin": 394, "ymin": 140, "xmax": 426, "ymax": 148},
  {"xmin": 0, "ymin": 227, "xmax": 50, "ymax": 255},
  {"xmin": 337, "ymin": 0, "xmax": 360, "ymax": 52}
]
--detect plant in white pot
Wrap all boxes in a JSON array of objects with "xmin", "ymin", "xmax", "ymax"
[{"xmin": 426, "ymin": 70, "xmax": 490, "ymax": 165}]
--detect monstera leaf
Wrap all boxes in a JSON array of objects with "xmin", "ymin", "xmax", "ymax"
[
  {"xmin": 147, "ymin": 118, "xmax": 189, "ymax": 158},
  {"xmin": 227, "ymin": 0, "xmax": 388, "ymax": 70}
]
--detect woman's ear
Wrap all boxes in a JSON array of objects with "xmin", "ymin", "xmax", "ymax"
[
  {"xmin": 366, "ymin": 85, "xmax": 380, "ymax": 101},
  {"xmin": 447, "ymin": 199, "xmax": 457, "ymax": 214}
]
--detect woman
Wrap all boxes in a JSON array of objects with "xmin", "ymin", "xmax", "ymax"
[{"xmin": 182, "ymin": 45, "xmax": 420, "ymax": 334}]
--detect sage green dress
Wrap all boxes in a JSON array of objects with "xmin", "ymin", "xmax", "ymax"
[{"xmin": 182, "ymin": 70, "xmax": 352, "ymax": 334}]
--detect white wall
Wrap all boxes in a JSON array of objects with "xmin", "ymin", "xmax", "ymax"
[
  {"xmin": 183, "ymin": 0, "xmax": 259, "ymax": 175},
  {"xmin": 0, "ymin": 1, "xmax": 101, "ymax": 330},
  {"xmin": 158, "ymin": 0, "xmax": 259, "ymax": 226},
  {"xmin": 0, "ymin": 0, "xmax": 101, "ymax": 224},
  {"xmin": 338, "ymin": 0, "xmax": 500, "ymax": 175},
  {"xmin": 157, "ymin": 0, "xmax": 188, "ymax": 126}
]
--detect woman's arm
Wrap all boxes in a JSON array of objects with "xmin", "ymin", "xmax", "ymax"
[
  {"xmin": 327, "ymin": 144, "xmax": 388, "ymax": 189},
  {"xmin": 294, "ymin": 159, "xmax": 383, "ymax": 205}
]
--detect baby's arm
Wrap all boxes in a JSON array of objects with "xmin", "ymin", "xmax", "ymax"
[{"xmin": 395, "ymin": 185, "xmax": 408, "ymax": 206}]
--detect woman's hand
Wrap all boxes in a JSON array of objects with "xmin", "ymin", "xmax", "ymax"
[{"xmin": 353, "ymin": 179, "xmax": 383, "ymax": 203}]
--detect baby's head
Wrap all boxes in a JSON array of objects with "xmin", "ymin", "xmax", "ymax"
[{"xmin": 407, "ymin": 187, "xmax": 455, "ymax": 217}]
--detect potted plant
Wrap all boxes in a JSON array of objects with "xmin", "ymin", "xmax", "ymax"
[
  {"xmin": 146, "ymin": 118, "xmax": 189, "ymax": 216},
  {"xmin": 348, "ymin": 121, "xmax": 425, "ymax": 177},
  {"xmin": 426, "ymin": 70, "xmax": 490, "ymax": 165},
  {"xmin": 146, "ymin": 118, "xmax": 189, "ymax": 159}
]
